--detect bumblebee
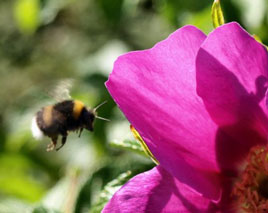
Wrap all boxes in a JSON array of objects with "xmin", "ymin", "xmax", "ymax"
[{"xmin": 31, "ymin": 100, "xmax": 107, "ymax": 151}]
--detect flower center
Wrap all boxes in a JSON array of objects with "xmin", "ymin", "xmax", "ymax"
[{"xmin": 232, "ymin": 146, "xmax": 268, "ymax": 212}]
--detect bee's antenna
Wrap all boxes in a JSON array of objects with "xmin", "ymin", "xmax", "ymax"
[
  {"xmin": 93, "ymin": 101, "xmax": 110, "ymax": 121},
  {"xmin": 95, "ymin": 116, "xmax": 110, "ymax": 122},
  {"xmin": 93, "ymin": 100, "xmax": 108, "ymax": 113}
]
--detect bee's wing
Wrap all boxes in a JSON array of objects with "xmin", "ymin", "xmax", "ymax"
[{"xmin": 47, "ymin": 78, "xmax": 74, "ymax": 101}]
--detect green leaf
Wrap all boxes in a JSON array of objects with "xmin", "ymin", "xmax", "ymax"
[
  {"xmin": 32, "ymin": 206, "xmax": 61, "ymax": 213},
  {"xmin": 109, "ymin": 125, "xmax": 159, "ymax": 164},
  {"xmin": 14, "ymin": 0, "xmax": 40, "ymax": 35},
  {"xmin": 211, "ymin": 0, "xmax": 225, "ymax": 28},
  {"xmin": 109, "ymin": 139, "xmax": 145, "ymax": 156},
  {"xmin": 90, "ymin": 171, "xmax": 132, "ymax": 213},
  {"xmin": 182, "ymin": 6, "xmax": 213, "ymax": 34},
  {"xmin": 0, "ymin": 154, "xmax": 47, "ymax": 202}
]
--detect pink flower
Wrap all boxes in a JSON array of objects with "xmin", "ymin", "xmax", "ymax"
[{"xmin": 104, "ymin": 22, "xmax": 268, "ymax": 212}]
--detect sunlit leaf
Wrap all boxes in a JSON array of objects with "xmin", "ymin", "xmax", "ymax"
[
  {"xmin": 32, "ymin": 206, "xmax": 61, "ymax": 213},
  {"xmin": 211, "ymin": 0, "xmax": 225, "ymax": 28},
  {"xmin": 90, "ymin": 171, "xmax": 132, "ymax": 213},
  {"xmin": 182, "ymin": 6, "xmax": 213, "ymax": 34},
  {"xmin": 14, "ymin": 0, "xmax": 40, "ymax": 34}
]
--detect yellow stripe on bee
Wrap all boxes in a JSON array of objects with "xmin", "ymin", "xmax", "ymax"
[
  {"xmin": 73, "ymin": 100, "xmax": 84, "ymax": 119},
  {"xmin": 43, "ymin": 105, "xmax": 53, "ymax": 126}
]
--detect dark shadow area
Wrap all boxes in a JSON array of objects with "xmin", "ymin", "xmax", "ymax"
[
  {"xmin": 197, "ymin": 50, "xmax": 268, "ymax": 210},
  {"xmin": 197, "ymin": 52, "xmax": 268, "ymax": 168},
  {"xmin": 254, "ymin": 75, "xmax": 268, "ymax": 103},
  {"xmin": 196, "ymin": 49, "xmax": 268, "ymax": 133}
]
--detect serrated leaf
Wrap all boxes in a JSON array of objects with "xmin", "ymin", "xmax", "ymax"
[
  {"xmin": 109, "ymin": 125, "xmax": 159, "ymax": 164},
  {"xmin": 90, "ymin": 171, "xmax": 132, "ymax": 213},
  {"xmin": 211, "ymin": 0, "xmax": 225, "ymax": 28},
  {"xmin": 109, "ymin": 139, "xmax": 145, "ymax": 155}
]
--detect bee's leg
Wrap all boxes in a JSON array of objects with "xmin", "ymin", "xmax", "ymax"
[
  {"xmin": 78, "ymin": 128, "xmax": 83, "ymax": 137},
  {"xmin": 56, "ymin": 133, "xmax": 68, "ymax": 151},
  {"xmin": 47, "ymin": 136, "xmax": 58, "ymax": 152}
]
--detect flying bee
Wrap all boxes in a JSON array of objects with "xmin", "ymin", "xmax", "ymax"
[
  {"xmin": 31, "ymin": 100, "xmax": 108, "ymax": 151},
  {"xmin": 31, "ymin": 79, "xmax": 109, "ymax": 151}
]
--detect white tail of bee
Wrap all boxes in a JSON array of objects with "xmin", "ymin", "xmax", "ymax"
[{"xmin": 31, "ymin": 116, "xmax": 44, "ymax": 140}]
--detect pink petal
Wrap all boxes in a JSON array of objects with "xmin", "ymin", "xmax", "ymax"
[
  {"xmin": 102, "ymin": 166, "xmax": 213, "ymax": 213},
  {"xmin": 196, "ymin": 22, "xmax": 268, "ymax": 169},
  {"xmin": 106, "ymin": 26, "xmax": 221, "ymax": 200}
]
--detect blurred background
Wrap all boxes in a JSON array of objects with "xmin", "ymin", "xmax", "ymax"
[{"xmin": 0, "ymin": 0, "xmax": 268, "ymax": 212}]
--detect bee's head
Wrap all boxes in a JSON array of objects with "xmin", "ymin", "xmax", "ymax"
[
  {"xmin": 81, "ymin": 101, "xmax": 109, "ymax": 131},
  {"xmin": 81, "ymin": 108, "xmax": 95, "ymax": 131}
]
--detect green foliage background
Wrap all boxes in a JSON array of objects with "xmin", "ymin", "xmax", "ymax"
[{"xmin": 0, "ymin": 0, "xmax": 268, "ymax": 212}]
